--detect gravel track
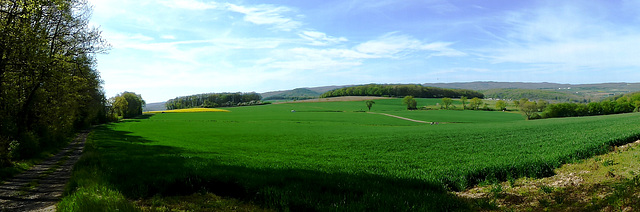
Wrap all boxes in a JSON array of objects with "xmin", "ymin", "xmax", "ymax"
[{"xmin": 0, "ymin": 131, "xmax": 87, "ymax": 212}]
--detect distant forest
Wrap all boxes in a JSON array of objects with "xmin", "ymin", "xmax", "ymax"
[
  {"xmin": 165, "ymin": 92, "xmax": 263, "ymax": 110},
  {"xmin": 262, "ymin": 88, "xmax": 320, "ymax": 101},
  {"xmin": 483, "ymin": 89, "xmax": 586, "ymax": 103},
  {"xmin": 321, "ymin": 84, "xmax": 484, "ymax": 99}
]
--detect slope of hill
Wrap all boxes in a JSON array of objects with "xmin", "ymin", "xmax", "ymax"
[
  {"xmin": 143, "ymin": 102, "xmax": 166, "ymax": 112},
  {"xmin": 260, "ymin": 85, "xmax": 349, "ymax": 100},
  {"xmin": 262, "ymin": 88, "xmax": 321, "ymax": 100},
  {"xmin": 424, "ymin": 82, "xmax": 640, "ymax": 101},
  {"xmin": 483, "ymin": 88, "xmax": 585, "ymax": 102},
  {"xmin": 423, "ymin": 81, "xmax": 569, "ymax": 90}
]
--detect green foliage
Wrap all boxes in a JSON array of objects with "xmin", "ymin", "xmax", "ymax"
[
  {"xmin": 495, "ymin": 100, "xmax": 507, "ymax": 111},
  {"xmin": 112, "ymin": 92, "xmax": 145, "ymax": 119},
  {"xmin": 165, "ymin": 92, "xmax": 263, "ymax": 110},
  {"xmin": 65, "ymin": 100, "xmax": 640, "ymax": 210},
  {"xmin": 542, "ymin": 96, "xmax": 638, "ymax": 119},
  {"xmin": 460, "ymin": 96, "xmax": 468, "ymax": 110},
  {"xmin": 521, "ymin": 101, "xmax": 539, "ymax": 120},
  {"xmin": 262, "ymin": 88, "xmax": 320, "ymax": 101},
  {"xmin": 0, "ymin": 0, "xmax": 109, "ymax": 166},
  {"xmin": 58, "ymin": 185, "xmax": 140, "ymax": 212},
  {"xmin": 321, "ymin": 84, "xmax": 484, "ymax": 99},
  {"xmin": 402, "ymin": 96, "xmax": 417, "ymax": 110},
  {"xmin": 469, "ymin": 97, "xmax": 483, "ymax": 110},
  {"xmin": 441, "ymin": 98, "xmax": 453, "ymax": 109},
  {"xmin": 365, "ymin": 100, "xmax": 375, "ymax": 111}
]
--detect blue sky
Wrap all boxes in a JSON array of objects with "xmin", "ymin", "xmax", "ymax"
[{"xmin": 88, "ymin": 0, "xmax": 640, "ymax": 103}]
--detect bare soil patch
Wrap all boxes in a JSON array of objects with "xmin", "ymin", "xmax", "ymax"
[
  {"xmin": 456, "ymin": 140, "xmax": 640, "ymax": 211},
  {"xmin": 0, "ymin": 131, "xmax": 87, "ymax": 212}
]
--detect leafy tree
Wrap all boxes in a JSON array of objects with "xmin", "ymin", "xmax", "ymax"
[
  {"xmin": 513, "ymin": 100, "xmax": 520, "ymax": 109},
  {"xmin": 537, "ymin": 100, "xmax": 548, "ymax": 111},
  {"xmin": 495, "ymin": 100, "xmax": 507, "ymax": 111},
  {"xmin": 402, "ymin": 96, "xmax": 417, "ymax": 110},
  {"xmin": 113, "ymin": 92, "xmax": 145, "ymax": 118},
  {"xmin": 365, "ymin": 100, "xmax": 375, "ymax": 111},
  {"xmin": 521, "ymin": 102, "xmax": 538, "ymax": 120},
  {"xmin": 0, "ymin": 0, "xmax": 109, "ymax": 165},
  {"xmin": 469, "ymin": 97, "xmax": 483, "ymax": 110},
  {"xmin": 460, "ymin": 96, "xmax": 468, "ymax": 110},
  {"xmin": 441, "ymin": 98, "xmax": 453, "ymax": 109}
]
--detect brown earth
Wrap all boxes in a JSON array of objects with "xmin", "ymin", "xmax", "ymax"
[{"xmin": 457, "ymin": 140, "xmax": 640, "ymax": 211}]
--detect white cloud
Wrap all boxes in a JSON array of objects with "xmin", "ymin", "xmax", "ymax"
[
  {"xmin": 485, "ymin": 5, "xmax": 640, "ymax": 69},
  {"xmin": 355, "ymin": 33, "xmax": 466, "ymax": 58},
  {"xmin": 298, "ymin": 30, "xmax": 348, "ymax": 46},
  {"xmin": 225, "ymin": 3, "xmax": 302, "ymax": 31},
  {"xmin": 161, "ymin": 35, "xmax": 176, "ymax": 40}
]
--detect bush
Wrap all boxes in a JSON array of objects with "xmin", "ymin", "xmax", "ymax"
[{"xmin": 13, "ymin": 132, "xmax": 40, "ymax": 160}]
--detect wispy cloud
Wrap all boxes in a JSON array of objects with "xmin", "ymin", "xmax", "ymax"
[
  {"xmin": 298, "ymin": 30, "xmax": 348, "ymax": 46},
  {"xmin": 484, "ymin": 4, "xmax": 640, "ymax": 69},
  {"xmin": 355, "ymin": 33, "xmax": 466, "ymax": 58},
  {"xmin": 225, "ymin": 3, "xmax": 302, "ymax": 31}
]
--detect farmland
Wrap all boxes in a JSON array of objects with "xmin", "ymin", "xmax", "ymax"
[{"xmin": 61, "ymin": 98, "xmax": 640, "ymax": 211}]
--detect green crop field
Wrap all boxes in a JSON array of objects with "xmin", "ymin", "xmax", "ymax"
[{"xmin": 61, "ymin": 98, "xmax": 640, "ymax": 211}]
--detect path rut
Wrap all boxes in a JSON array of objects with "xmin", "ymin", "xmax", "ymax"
[
  {"xmin": 0, "ymin": 131, "xmax": 87, "ymax": 212},
  {"xmin": 368, "ymin": 112, "xmax": 431, "ymax": 124}
]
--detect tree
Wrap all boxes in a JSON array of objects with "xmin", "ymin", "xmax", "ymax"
[
  {"xmin": 469, "ymin": 97, "xmax": 483, "ymax": 110},
  {"xmin": 513, "ymin": 100, "xmax": 520, "ymax": 109},
  {"xmin": 537, "ymin": 100, "xmax": 548, "ymax": 112},
  {"xmin": 113, "ymin": 92, "xmax": 145, "ymax": 118},
  {"xmin": 441, "ymin": 98, "xmax": 453, "ymax": 109},
  {"xmin": 460, "ymin": 96, "xmax": 468, "ymax": 110},
  {"xmin": 0, "ymin": 0, "xmax": 109, "ymax": 165},
  {"xmin": 495, "ymin": 100, "xmax": 507, "ymax": 111},
  {"xmin": 521, "ymin": 101, "xmax": 538, "ymax": 120},
  {"xmin": 402, "ymin": 96, "xmax": 417, "ymax": 110},
  {"xmin": 365, "ymin": 100, "xmax": 375, "ymax": 111}
]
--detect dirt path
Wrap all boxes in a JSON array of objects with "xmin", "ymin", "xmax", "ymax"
[
  {"xmin": 367, "ymin": 112, "xmax": 431, "ymax": 124},
  {"xmin": 0, "ymin": 131, "xmax": 87, "ymax": 212}
]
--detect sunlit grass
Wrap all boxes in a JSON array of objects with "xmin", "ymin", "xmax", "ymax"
[{"xmin": 64, "ymin": 99, "xmax": 640, "ymax": 211}]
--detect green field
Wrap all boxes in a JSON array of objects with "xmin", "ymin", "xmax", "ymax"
[{"xmin": 61, "ymin": 98, "xmax": 640, "ymax": 211}]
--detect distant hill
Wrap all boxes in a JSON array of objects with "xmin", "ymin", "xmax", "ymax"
[
  {"xmin": 143, "ymin": 102, "xmax": 166, "ymax": 112},
  {"xmin": 423, "ymin": 81, "xmax": 640, "ymax": 101},
  {"xmin": 483, "ymin": 89, "xmax": 585, "ymax": 102},
  {"xmin": 423, "ymin": 82, "xmax": 571, "ymax": 90},
  {"xmin": 262, "ymin": 88, "xmax": 321, "ymax": 101},
  {"xmin": 423, "ymin": 81, "xmax": 640, "ymax": 91},
  {"xmin": 260, "ymin": 85, "xmax": 349, "ymax": 100},
  {"xmin": 145, "ymin": 82, "xmax": 640, "ymax": 108}
]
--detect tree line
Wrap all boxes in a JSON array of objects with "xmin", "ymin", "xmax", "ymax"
[
  {"xmin": 321, "ymin": 84, "xmax": 484, "ymax": 99},
  {"xmin": 165, "ymin": 92, "xmax": 264, "ymax": 110},
  {"xmin": 539, "ymin": 92, "xmax": 640, "ymax": 119},
  {"xmin": 0, "ymin": 0, "xmax": 110, "ymax": 165}
]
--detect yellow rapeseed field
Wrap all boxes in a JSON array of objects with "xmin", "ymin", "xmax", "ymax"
[{"xmin": 144, "ymin": 108, "xmax": 230, "ymax": 113}]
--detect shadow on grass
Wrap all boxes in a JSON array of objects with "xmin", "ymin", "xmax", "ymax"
[{"xmin": 69, "ymin": 125, "xmax": 473, "ymax": 211}]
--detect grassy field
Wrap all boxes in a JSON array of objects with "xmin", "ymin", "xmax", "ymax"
[{"xmin": 60, "ymin": 98, "xmax": 640, "ymax": 211}]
